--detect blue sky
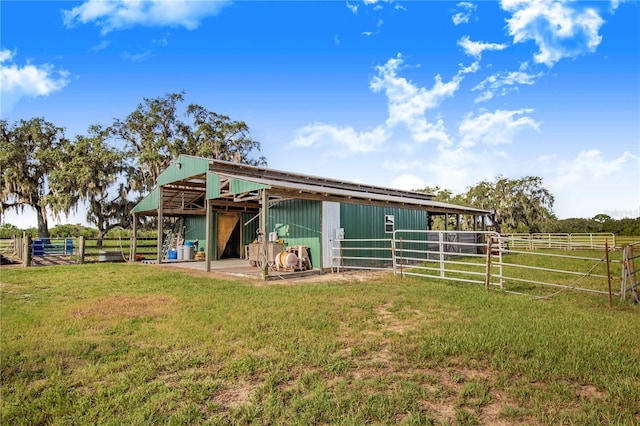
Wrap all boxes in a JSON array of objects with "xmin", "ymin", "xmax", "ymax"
[{"xmin": 2, "ymin": 0, "xmax": 639, "ymax": 229}]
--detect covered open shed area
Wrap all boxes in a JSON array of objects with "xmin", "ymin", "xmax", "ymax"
[{"xmin": 131, "ymin": 155, "xmax": 490, "ymax": 279}]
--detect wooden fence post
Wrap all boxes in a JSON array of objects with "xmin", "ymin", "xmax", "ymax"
[
  {"xmin": 22, "ymin": 235, "xmax": 31, "ymax": 267},
  {"xmin": 78, "ymin": 236, "xmax": 85, "ymax": 264}
]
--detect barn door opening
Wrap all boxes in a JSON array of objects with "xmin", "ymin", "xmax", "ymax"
[{"xmin": 217, "ymin": 214, "xmax": 241, "ymax": 259}]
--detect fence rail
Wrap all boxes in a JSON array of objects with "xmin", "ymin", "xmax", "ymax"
[
  {"xmin": 0, "ymin": 236, "xmax": 158, "ymax": 266},
  {"xmin": 330, "ymin": 231, "xmax": 633, "ymax": 304},
  {"xmin": 621, "ymin": 242, "xmax": 639, "ymax": 303},
  {"xmin": 501, "ymin": 233, "xmax": 616, "ymax": 250}
]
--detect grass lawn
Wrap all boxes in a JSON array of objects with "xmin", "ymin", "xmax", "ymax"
[{"xmin": 1, "ymin": 263, "xmax": 639, "ymax": 425}]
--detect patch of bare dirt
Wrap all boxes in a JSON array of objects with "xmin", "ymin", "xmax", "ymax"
[
  {"xmin": 69, "ymin": 295, "xmax": 176, "ymax": 319},
  {"xmin": 214, "ymin": 379, "xmax": 258, "ymax": 409}
]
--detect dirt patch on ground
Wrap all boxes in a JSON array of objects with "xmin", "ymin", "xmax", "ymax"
[
  {"xmin": 214, "ymin": 379, "xmax": 258, "ymax": 409},
  {"xmin": 69, "ymin": 295, "xmax": 177, "ymax": 319}
]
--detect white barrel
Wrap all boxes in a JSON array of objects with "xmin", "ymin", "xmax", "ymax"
[{"xmin": 177, "ymin": 245, "xmax": 184, "ymax": 260}]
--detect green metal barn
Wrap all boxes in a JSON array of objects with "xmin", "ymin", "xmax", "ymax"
[{"xmin": 131, "ymin": 155, "xmax": 489, "ymax": 279}]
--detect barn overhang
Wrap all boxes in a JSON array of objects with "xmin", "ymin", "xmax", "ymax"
[{"xmin": 131, "ymin": 154, "xmax": 490, "ymax": 217}]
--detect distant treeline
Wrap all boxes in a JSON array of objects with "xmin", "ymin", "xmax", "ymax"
[
  {"xmin": 543, "ymin": 216, "xmax": 640, "ymax": 236},
  {"xmin": 2, "ymin": 216, "xmax": 638, "ymax": 240}
]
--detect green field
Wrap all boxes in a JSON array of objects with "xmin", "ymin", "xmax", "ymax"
[{"xmin": 1, "ymin": 264, "xmax": 639, "ymax": 425}]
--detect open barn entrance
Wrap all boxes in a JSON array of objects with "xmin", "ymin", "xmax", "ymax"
[{"xmin": 217, "ymin": 214, "xmax": 241, "ymax": 259}]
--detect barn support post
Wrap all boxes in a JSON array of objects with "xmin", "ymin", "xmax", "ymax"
[
  {"xmin": 260, "ymin": 189, "xmax": 269, "ymax": 280},
  {"xmin": 157, "ymin": 186, "xmax": 164, "ymax": 264},
  {"xmin": 205, "ymin": 199, "xmax": 212, "ymax": 272}
]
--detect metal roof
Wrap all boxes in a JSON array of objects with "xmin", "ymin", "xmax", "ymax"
[{"xmin": 131, "ymin": 155, "xmax": 490, "ymax": 217}]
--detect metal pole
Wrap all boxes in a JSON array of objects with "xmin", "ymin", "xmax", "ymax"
[
  {"xmin": 205, "ymin": 199, "xmax": 211, "ymax": 272},
  {"xmin": 260, "ymin": 189, "xmax": 269, "ymax": 280},
  {"xmin": 157, "ymin": 186, "xmax": 164, "ymax": 264},
  {"xmin": 399, "ymin": 237, "xmax": 403, "ymax": 279},
  {"xmin": 605, "ymin": 239, "xmax": 612, "ymax": 307},
  {"xmin": 485, "ymin": 235, "xmax": 492, "ymax": 290}
]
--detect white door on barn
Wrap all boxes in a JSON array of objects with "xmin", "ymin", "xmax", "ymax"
[{"xmin": 321, "ymin": 201, "xmax": 341, "ymax": 269}]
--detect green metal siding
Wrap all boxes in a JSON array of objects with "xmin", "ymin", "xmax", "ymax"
[
  {"xmin": 339, "ymin": 204, "xmax": 429, "ymax": 267},
  {"xmin": 230, "ymin": 178, "xmax": 268, "ymax": 195},
  {"xmin": 184, "ymin": 216, "xmax": 207, "ymax": 254},
  {"xmin": 157, "ymin": 155, "xmax": 210, "ymax": 186},
  {"xmin": 131, "ymin": 188, "xmax": 158, "ymax": 214},
  {"xmin": 207, "ymin": 173, "xmax": 221, "ymax": 199},
  {"xmin": 340, "ymin": 204, "xmax": 428, "ymax": 238},
  {"xmin": 242, "ymin": 212, "xmax": 259, "ymax": 247},
  {"xmin": 268, "ymin": 199, "xmax": 321, "ymax": 270}
]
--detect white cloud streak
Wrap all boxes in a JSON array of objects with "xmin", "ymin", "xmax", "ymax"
[
  {"xmin": 452, "ymin": 2, "xmax": 477, "ymax": 25},
  {"xmin": 458, "ymin": 109, "xmax": 541, "ymax": 147},
  {"xmin": 63, "ymin": 0, "xmax": 231, "ymax": 34},
  {"xmin": 292, "ymin": 123, "xmax": 390, "ymax": 157},
  {"xmin": 472, "ymin": 69, "xmax": 541, "ymax": 103},
  {"xmin": 548, "ymin": 149, "xmax": 639, "ymax": 218},
  {"xmin": 501, "ymin": 0, "xmax": 604, "ymax": 66},
  {"xmin": 458, "ymin": 36, "xmax": 508, "ymax": 60},
  {"xmin": 0, "ymin": 49, "xmax": 70, "ymax": 113}
]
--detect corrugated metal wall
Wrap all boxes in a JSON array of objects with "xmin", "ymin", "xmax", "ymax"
[
  {"xmin": 268, "ymin": 199, "xmax": 321, "ymax": 270},
  {"xmin": 340, "ymin": 204, "xmax": 429, "ymax": 267},
  {"xmin": 340, "ymin": 204, "xmax": 428, "ymax": 238},
  {"xmin": 242, "ymin": 212, "xmax": 259, "ymax": 248},
  {"xmin": 184, "ymin": 216, "xmax": 207, "ymax": 254}
]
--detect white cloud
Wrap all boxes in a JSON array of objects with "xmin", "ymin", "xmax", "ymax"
[
  {"xmin": 501, "ymin": 0, "xmax": 604, "ymax": 66},
  {"xmin": 458, "ymin": 36, "xmax": 507, "ymax": 59},
  {"xmin": 370, "ymin": 54, "xmax": 473, "ymax": 144},
  {"xmin": 458, "ymin": 109, "xmax": 541, "ymax": 147},
  {"xmin": 549, "ymin": 150, "xmax": 639, "ymax": 218},
  {"xmin": 89, "ymin": 40, "xmax": 111, "ymax": 52},
  {"xmin": 291, "ymin": 123, "xmax": 390, "ymax": 157},
  {"xmin": 346, "ymin": 2, "xmax": 359, "ymax": 14},
  {"xmin": 452, "ymin": 2, "xmax": 477, "ymax": 25},
  {"xmin": 0, "ymin": 49, "xmax": 70, "ymax": 113},
  {"xmin": 553, "ymin": 149, "xmax": 638, "ymax": 188},
  {"xmin": 472, "ymin": 69, "xmax": 541, "ymax": 103},
  {"xmin": 122, "ymin": 49, "xmax": 153, "ymax": 63},
  {"xmin": 390, "ymin": 174, "xmax": 427, "ymax": 191},
  {"xmin": 63, "ymin": 0, "xmax": 231, "ymax": 34}
]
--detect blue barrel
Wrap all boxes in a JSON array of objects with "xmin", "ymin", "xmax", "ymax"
[{"xmin": 168, "ymin": 249, "xmax": 178, "ymax": 260}]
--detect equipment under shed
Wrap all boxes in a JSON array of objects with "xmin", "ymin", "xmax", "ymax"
[{"xmin": 130, "ymin": 155, "xmax": 491, "ymax": 279}]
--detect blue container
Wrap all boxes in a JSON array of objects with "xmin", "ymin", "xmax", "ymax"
[
  {"xmin": 185, "ymin": 241, "xmax": 195, "ymax": 247},
  {"xmin": 168, "ymin": 249, "xmax": 178, "ymax": 260}
]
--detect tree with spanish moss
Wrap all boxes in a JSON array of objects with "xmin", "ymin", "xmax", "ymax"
[
  {"xmin": 48, "ymin": 124, "xmax": 134, "ymax": 247},
  {"xmin": 0, "ymin": 118, "xmax": 68, "ymax": 238}
]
